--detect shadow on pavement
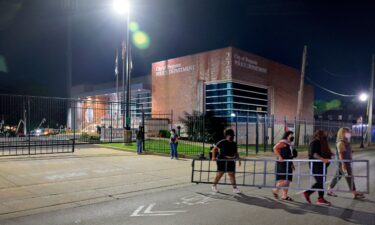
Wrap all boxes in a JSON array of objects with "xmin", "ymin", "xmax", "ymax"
[{"xmin": 196, "ymin": 192, "xmax": 374, "ymax": 224}]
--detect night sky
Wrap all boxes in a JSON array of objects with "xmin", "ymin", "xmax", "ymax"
[{"xmin": 0, "ymin": 0, "xmax": 374, "ymax": 100}]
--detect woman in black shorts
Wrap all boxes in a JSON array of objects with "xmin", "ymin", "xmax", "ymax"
[
  {"xmin": 211, "ymin": 128, "xmax": 241, "ymax": 194},
  {"xmin": 272, "ymin": 131, "xmax": 298, "ymax": 201}
]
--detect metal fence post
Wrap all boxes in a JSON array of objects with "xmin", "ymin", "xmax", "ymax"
[
  {"xmin": 202, "ymin": 113, "xmax": 205, "ymax": 156},
  {"xmin": 263, "ymin": 114, "xmax": 267, "ymax": 152},
  {"xmin": 72, "ymin": 100, "xmax": 76, "ymax": 153},
  {"xmin": 271, "ymin": 114, "xmax": 275, "ymax": 148},
  {"xmin": 142, "ymin": 108, "xmax": 145, "ymax": 151},
  {"xmin": 256, "ymin": 113, "xmax": 259, "ymax": 154},
  {"xmin": 171, "ymin": 109, "xmax": 173, "ymax": 130},
  {"xmin": 110, "ymin": 102, "xmax": 113, "ymax": 143},
  {"xmin": 284, "ymin": 116, "xmax": 287, "ymax": 132},
  {"xmin": 246, "ymin": 111, "xmax": 249, "ymax": 156},
  {"xmin": 27, "ymin": 97, "xmax": 31, "ymax": 155},
  {"xmin": 235, "ymin": 114, "xmax": 238, "ymax": 144},
  {"xmin": 304, "ymin": 119, "xmax": 307, "ymax": 145},
  {"xmin": 294, "ymin": 116, "xmax": 297, "ymax": 146}
]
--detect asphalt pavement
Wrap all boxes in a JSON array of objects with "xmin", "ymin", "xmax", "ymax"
[{"xmin": 1, "ymin": 150, "xmax": 374, "ymax": 225}]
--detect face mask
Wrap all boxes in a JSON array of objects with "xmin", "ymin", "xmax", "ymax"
[
  {"xmin": 289, "ymin": 137, "xmax": 295, "ymax": 142},
  {"xmin": 345, "ymin": 133, "xmax": 351, "ymax": 139}
]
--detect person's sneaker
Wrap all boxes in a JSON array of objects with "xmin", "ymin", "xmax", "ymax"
[
  {"xmin": 353, "ymin": 193, "xmax": 365, "ymax": 199},
  {"xmin": 233, "ymin": 188, "xmax": 241, "ymax": 194},
  {"xmin": 316, "ymin": 198, "xmax": 331, "ymax": 206},
  {"xmin": 303, "ymin": 192, "xmax": 311, "ymax": 204},
  {"xmin": 211, "ymin": 185, "xmax": 218, "ymax": 193},
  {"xmin": 327, "ymin": 190, "xmax": 338, "ymax": 197}
]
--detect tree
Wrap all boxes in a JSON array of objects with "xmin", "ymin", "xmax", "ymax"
[{"xmin": 179, "ymin": 111, "xmax": 228, "ymax": 144}]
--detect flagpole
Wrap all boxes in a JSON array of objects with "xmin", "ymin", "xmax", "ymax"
[{"xmin": 115, "ymin": 48, "xmax": 119, "ymax": 128}]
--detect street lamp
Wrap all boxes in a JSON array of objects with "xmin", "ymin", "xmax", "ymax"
[
  {"xmin": 113, "ymin": 0, "xmax": 129, "ymax": 15},
  {"xmin": 359, "ymin": 93, "xmax": 369, "ymax": 102},
  {"xmin": 231, "ymin": 112, "xmax": 238, "ymax": 143},
  {"xmin": 113, "ymin": 0, "xmax": 132, "ymax": 142}
]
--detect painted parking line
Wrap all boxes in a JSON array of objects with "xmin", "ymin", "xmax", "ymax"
[{"xmin": 130, "ymin": 203, "xmax": 187, "ymax": 217}]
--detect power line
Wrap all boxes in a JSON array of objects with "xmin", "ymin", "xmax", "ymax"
[
  {"xmin": 322, "ymin": 68, "xmax": 353, "ymax": 78},
  {"xmin": 306, "ymin": 76, "xmax": 357, "ymax": 97}
]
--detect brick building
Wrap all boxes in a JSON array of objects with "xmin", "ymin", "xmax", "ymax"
[{"xmin": 152, "ymin": 47, "xmax": 314, "ymax": 123}]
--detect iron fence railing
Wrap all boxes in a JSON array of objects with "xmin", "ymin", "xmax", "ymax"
[{"xmin": 0, "ymin": 94, "xmax": 371, "ymax": 157}]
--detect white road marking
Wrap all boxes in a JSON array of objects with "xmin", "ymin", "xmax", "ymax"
[
  {"xmin": 46, "ymin": 172, "xmax": 88, "ymax": 180},
  {"xmin": 130, "ymin": 205, "xmax": 145, "ymax": 217},
  {"xmin": 176, "ymin": 195, "xmax": 214, "ymax": 206},
  {"xmin": 130, "ymin": 203, "xmax": 187, "ymax": 217},
  {"xmin": 93, "ymin": 168, "xmax": 124, "ymax": 174}
]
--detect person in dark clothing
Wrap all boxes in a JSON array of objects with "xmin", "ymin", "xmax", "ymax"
[
  {"xmin": 211, "ymin": 128, "xmax": 241, "ymax": 194},
  {"xmin": 303, "ymin": 130, "xmax": 332, "ymax": 206},
  {"xmin": 169, "ymin": 129, "xmax": 179, "ymax": 159},
  {"xmin": 136, "ymin": 126, "xmax": 144, "ymax": 154},
  {"xmin": 272, "ymin": 131, "xmax": 298, "ymax": 201}
]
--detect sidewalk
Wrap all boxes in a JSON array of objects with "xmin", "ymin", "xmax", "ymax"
[{"xmin": 0, "ymin": 146, "xmax": 193, "ymax": 219}]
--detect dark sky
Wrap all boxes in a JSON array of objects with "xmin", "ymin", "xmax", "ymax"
[{"xmin": 0, "ymin": 0, "xmax": 374, "ymax": 100}]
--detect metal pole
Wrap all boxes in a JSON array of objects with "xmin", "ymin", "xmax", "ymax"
[
  {"xmin": 360, "ymin": 116, "xmax": 364, "ymax": 148},
  {"xmin": 235, "ymin": 114, "xmax": 238, "ymax": 144},
  {"xmin": 256, "ymin": 114, "xmax": 259, "ymax": 154},
  {"xmin": 263, "ymin": 114, "xmax": 267, "ymax": 152},
  {"xmin": 202, "ymin": 113, "xmax": 205, "ymax": 156},
  {"xmin": 116, "ymin": 48, "xmax": 119, "ymax": 129},
  {"xmin": 121, "ymin": 40, "xmax": 125, "ymax": 129},
  {"xmin": 65, "ymin": 0, "xmax": 73, "ymax": 99},
  {"xmin": 110, "ymin": 103, "xmax": 113, "ymax": 143},
  {"xmin": 72, "ymin": 100, "xmax": 76, "ymax": 152},
  {"xmin": 284, "ymin": 116, "xmax": 287, "ymax": 132},
  {"xmin": 271, "ymin": 114, "xmax": 275, "ymax": 147},
  {"xmin": 171, "ymin": 109, "xmax": 173, "ymax": 130},
  {"xmin": 304, "ymin": 119, "xmax": 307, "ymax": 145},
  {"xmin": 367, "ymin": 54, "xmax": 375, "ymax": 146},
  {"xmin": 246, "ymin": 111, "xmax": 249, "ymax": 157},
  {"xmin": 142, "ymin": 105, "xmax": 145, "ymax": 151},
  {"xmin": 27, "ymin": 97, "xmax": 30, "ymax": 155},
  {"xmin": 296, "ymin": 45, "xmax": 307, "ymax": 146},
  {"xmin": 125, "ymin": 11, "xmax": 131, "ymax": 130}
]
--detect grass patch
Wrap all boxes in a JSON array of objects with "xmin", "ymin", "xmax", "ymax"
[
  {"xmin": 100, "ymin": 139, "xmax": 312, "ymax": 158},
  {"xmin": 101, "ymin": 138, "xmax": 210, "ymax": 157}
]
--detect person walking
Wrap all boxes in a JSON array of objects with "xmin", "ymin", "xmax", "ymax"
[
  {"xmin": 303, "ymin": 130, "xmax": 332, "ymax": 206},
  {"xmin": 327, "ymin": 127, "xmax": 365, "ymax": 199},
  {"xmin": 211, "ymin": 128, "xmax": 241, "ymax": 194},
  {"xmin": 170, "ymin": 128, "xmax": 179, "ymax": 159},
  {"xmin": 272, "ymin": 131, "xmax": 298, "ymax": 201},
  {"xmin": 136, "ymin": 126, "xmax": 144, "ymax": 155}
]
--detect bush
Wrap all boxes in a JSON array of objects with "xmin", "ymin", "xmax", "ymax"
[
  {"xmin": 80, "ymin": 132, "xmax": 100, "ymax": 141},
  {"xmin": 159, "ymin": 130, "xmax": 171, "ymax": 138},
  {"xmin": 179, "ymin": 111, "xmax": 228, "ymax": 143}
]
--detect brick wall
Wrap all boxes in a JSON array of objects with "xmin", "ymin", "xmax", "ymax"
[{"xmin": 152, "ymin": 47, "xmax": 314, "ymax": 123}]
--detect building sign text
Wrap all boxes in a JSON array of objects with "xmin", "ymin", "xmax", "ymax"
[{"xmin": 234, "ymin": 54, "xmax": 268, "ymax": 74}]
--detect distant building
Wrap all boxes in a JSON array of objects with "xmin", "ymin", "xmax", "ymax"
[{"xmin": 69, "ymin": 75, "xmax": 151, "ymax": 131}]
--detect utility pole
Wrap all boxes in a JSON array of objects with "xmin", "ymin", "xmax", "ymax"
[
  {"xmin": 63, "ymin": 0, "xmax": 76, "ymax": 98},
  {"xmin": 367, "ymin": 54, "xmax": 375, "ymax": 146},
  {"xmin": 295, "ymin": 45, "xmax": 307, "ymax": 146}
]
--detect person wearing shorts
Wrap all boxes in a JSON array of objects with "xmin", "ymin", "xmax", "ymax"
[{"xmin": 211, "ymin": 128, "xmax": 241, "ymax": 194}]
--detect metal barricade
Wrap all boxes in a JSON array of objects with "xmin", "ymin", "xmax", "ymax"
[{"xmin": 191, "ymin": 159, "xmax": 370, "ymax": 194}]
